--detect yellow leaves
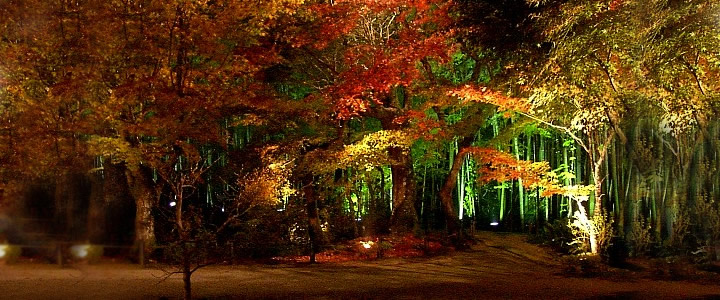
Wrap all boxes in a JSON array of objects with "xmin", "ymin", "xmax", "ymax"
[
  {"xmin": 237, "ymin": 144, "xmax": 296, "ymax": 206},
  {"xmin": 86, "ymin": 136, "xmax": 142, "ymax": 169},
  {"xmin": 236, "ymin": 168, "xmax": 285, "ymax": 206},
  {"xmin": 657, "ymin": 92, "xmax": 709, "ymax": 136},
  {"xmin": 557, "ymin": 184, "xmax": 595, "ymax": 201},
  {"xmin": 232, "ymin": 114, "xmax": 266, "ymax": 126},
  {"xmin": 306, "ymin": 130, "xmax": 412, "ymax": 174},
  {"xmin": 338, "ymin": 129, "xmax": 411, "ymax": 170},
  {"xmin": 570, "ymin": 107, "xmax": 608, "ymax": 133}
]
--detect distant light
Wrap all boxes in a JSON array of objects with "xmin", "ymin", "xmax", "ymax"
[
  {"xmin": 70, "ymin": 244, "xmax": 90, "ymax": 258},
  {"xmin": 0, "ymin": 244, "xmax": 7, "ymax": 258},
  {"xmin": 221, "ymin": 207, "xmax": 225, "ymax": 212},
  {"xmin": 490, "ymin": 222, "xmax": 499, "ymax": 226},
  {"xmin": 355, "ymin": 217, "xmax": 362, "ymax": 221},
  {"xmin": 169, "ymin": 201, "xmax": 177, "ymax": 207},
  {"xmin": 276, "ymin": 208, "xmax": 285, "ymax": 212}
]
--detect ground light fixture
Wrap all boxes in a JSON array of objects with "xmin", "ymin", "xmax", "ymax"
[
  {"xmin": 70, "ymin": 244, "xmax": 91, "ymax": 259},
  {"xmin": 360, "ymin": 241, "xmax": 374, "ymax": 249}
]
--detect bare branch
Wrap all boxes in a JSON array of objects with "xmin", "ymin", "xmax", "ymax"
[{"xmin": 517, "ymin": 111, "xmax": 590, "ymax": 155}]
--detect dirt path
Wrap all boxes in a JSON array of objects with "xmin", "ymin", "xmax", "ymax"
[{"xmin": 2, "ymin": 232, "xmax": 720, "ymax": 299}]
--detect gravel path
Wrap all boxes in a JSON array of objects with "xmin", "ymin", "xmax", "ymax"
[{"xmin": 2, "ymin": 232, "xmax": 720, "ymax": 299}]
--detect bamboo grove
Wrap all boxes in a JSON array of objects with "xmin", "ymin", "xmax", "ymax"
[{"xmin": 1, "ymin": 0, "xmax": 719, "ymax": 264}]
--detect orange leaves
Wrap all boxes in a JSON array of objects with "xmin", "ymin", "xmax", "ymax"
[
  {"xmin": 449, "ymin": 85, "xmax": 531, "ymax": 113},
  {"xmin": 332, "ymin": 0, "xmax": 436, "ymax": 14},
  {"xmin": 464, "ymin": 147, "xmax": 562, "ymax": 195}
]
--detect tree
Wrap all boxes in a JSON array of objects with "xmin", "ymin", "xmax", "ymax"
[{"xmin": 150, "ymin": 141, "xmax": 294, "ymax": 300}]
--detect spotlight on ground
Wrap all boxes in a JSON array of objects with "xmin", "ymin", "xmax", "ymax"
[
  {"xmin": 360, "ymin": 241, "xmax": 374, "ymax": 249},
  {"xmin": 70, "ymin": 244, "xmax": 90, "ymax": 259},
  {"xmin": 490, "ymin": 222, "xmax": 499, "ymax": 226},
  {"xmin": 0, "ymin": 244, "xmax": 7, "ymax": 258}
]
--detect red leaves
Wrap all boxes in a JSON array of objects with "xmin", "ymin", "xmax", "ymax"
[
  {"xmin": 300, "ymin": 0, "xmax": 453, "ymax": 119},
  {"xmin": 336, "ymin": 96, "xmax": 370, "ymax": 119},
  {"xmin": 609, "ymin": 0, "xmax": 625, "ymax": 11},
  {"xmin": 393, "ymin": 110, "xmax": 444, "ymax": 139}
]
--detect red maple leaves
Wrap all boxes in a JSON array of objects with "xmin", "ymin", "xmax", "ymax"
[{"xmin": 298, "ymin": 0, "xmax": 453, "ymax": 119}]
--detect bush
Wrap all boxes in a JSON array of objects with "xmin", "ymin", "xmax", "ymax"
[
  {"xmin": 603, "ymin": 236, "xmax": 628, "ymax": 267},
  {"xmin": 539, "ymin": 218, "xmax": 575, "ymax": 254},
  {"xmin": 225, "ymin": 205, "xmax": 309, "ymax": 259},
  {"xmin": 628, "ymin": 217, "xmax": 653, "ymax": 257}
]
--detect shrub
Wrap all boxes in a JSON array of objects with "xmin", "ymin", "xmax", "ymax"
[
  {"xmin": 539, "ymin": 218, "xmax": 575, "ymax": 254},
  {"xmin": 628, "ymin": 216, "xmax": 653, "ymax": 257},
  {"xmin": 603, "ymin": 236, "xmax": 628, "ymax": 267}
]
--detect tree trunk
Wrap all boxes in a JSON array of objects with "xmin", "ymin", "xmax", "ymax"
[
  {"xmin": 539, "ymin": 135, "xmax": 548, "ymax": 221},
  {"xmin": 388, "ymin": 147, "xmax": 418, "ymax": 233},
  {"xmin": 54, "ymin": 172, "xmax": 77, "ymax": 239},
  {"xmin": 183, "ymin": 246, "xmax": 192, "ymax": 300},
  {"xmin": 125, "ymin": 167, "xmax": 156, "ymax": 259},
  {"xmin": 86, "ymin": 171, "xmax": 105, "ymax": 244},
  {"xmin": 440, "ymin": 148, "xmax": 472, "ymax": 235},
  {"xmin": 590, "ymin": 130, "xmax": 615, "ymax": 217},
  {"xmin": 514, "ymin": 137, "xmax": 526, "ymax": 225},
  {"xmin": 303, "ymin": 179, "xmax": 322, "ymax": 263},
  {"xmin": 610, "ymin": 138, "xmax": 623, "ymax": 234}
]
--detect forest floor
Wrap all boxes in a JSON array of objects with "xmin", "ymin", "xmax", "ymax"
[{"xmin": 2, "ymin": 231, "xmax": 720, "ymax": 299}]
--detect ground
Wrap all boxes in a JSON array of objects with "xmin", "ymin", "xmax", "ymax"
[{"xmin": 2, "ymin": 232, "xmax": 720, "ymax": 299}]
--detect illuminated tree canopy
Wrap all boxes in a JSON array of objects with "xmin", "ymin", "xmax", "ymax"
[{"xmin": 2, "ymin": 2, "xmax": 720, "ymax": 297}]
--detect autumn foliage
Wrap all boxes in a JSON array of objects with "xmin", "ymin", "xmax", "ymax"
[
  {"xmin": 461, "ymin": 147, "xmax": 561, "ymax": 196},
  {"xmin": 449, "ymin": 85, "xmax": 531, "ymax": 113},
  {"xmin": 294, "ymin": 0, "xmax": 454, "ymax": 119}
]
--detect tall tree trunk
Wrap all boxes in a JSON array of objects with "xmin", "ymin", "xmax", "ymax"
[
  {"xmin": 125, "ymin": 167, "xmax": 156, "ymax": 258},
  {"xmin": 563, "ymin": 143, "xmax": 571, "ymax": 218},
  {"xmin": 182, "ymin": 244, "xmax": 192, "ymax": 300},
  {"xmin": 86, "ymin": 171, "xmax": 105, "ymax": 244},
  {"xmin": 53, "ymin": 173, "xmax": 68, "ymax": 239},
  {"xmin": 610, "ymin": 138, "xmax": 623, "ymax": 234},
  {"xmin": 54, "ymin": 171, "xmax": 77, "ymax": 240},
  {"xmin": 440, "ymin": 148, "xmax": 473, "ymax": 235},
  {"xmin": 590, "ymin": 130, "xmax": 615, "ymax": 217},
  {"xmin": 514, "ymin": 137, "xmax": 526, "ymax": 225},
  {"xmin": 303, "ymin": 179, "xmax": 322, "ymax": 263},
  {"xmin": 388, "ymin": 147, "xmax": 418, "ymax": 233},
  {"xmin": 539, "ymin": 135, "xmax": 548, "ymax": 221}
]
